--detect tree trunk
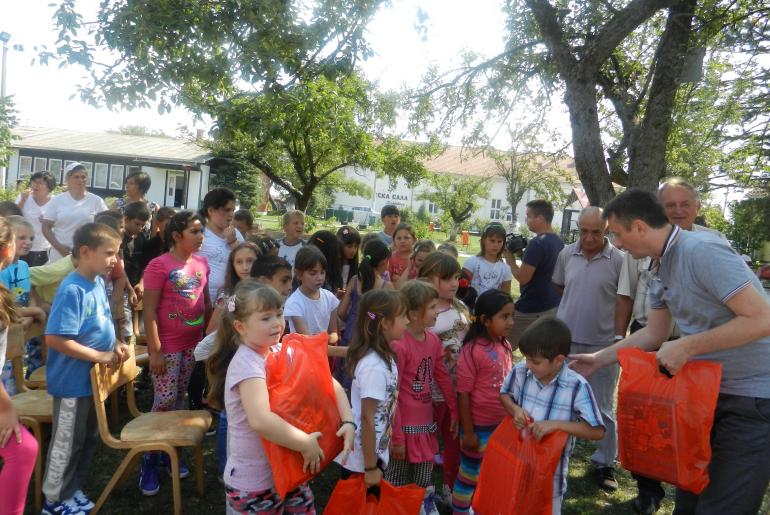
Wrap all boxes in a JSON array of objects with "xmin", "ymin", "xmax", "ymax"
[{"xmin": 449, "ymin": 223, "xmax": 459, "ymax": 242}]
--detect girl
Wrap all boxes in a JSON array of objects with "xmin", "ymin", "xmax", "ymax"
[
  {"xmin": 206, "ymin": 280, "xmax": 355, "ymax": 514},
  {"xmin": 140, "ymin": 210, "xmax": 211, "ymax": 495},
  {"xmin": 387, "ymin": 280, "xmax": 458, "ymax": 515},
  {"xmin": 336, "ymin": 225, "xmax": 361, "ymax": 288},
  {"xmin": 197, "ymin": 187, "xmax": 244, "ymax": 302},
  {"xmin": 451, "ymin": 289, "xmax": 514, "ymax": 514},
  {"xmin": 248, "ymin": 234, "xmax": 280, "ymax": 257},
  {"xmin": 0, "ymin": 217, "xmax": 38, "ymax": 515},
  {"xmin": 334, "ymin": 288, "xmax": 409, "ymax": 489},
  {"xmin": 307, "ymin": 230, "xmax": 344, "ymax": 297},
  {"xmin": 462, "ymin": 223, "xmax": 512, "ymax": 295},
  {"xmin": 206, "ymin": 242, "xmax": 260, "ymax": 334},
  {"xmin": 388, "ymin": 223, "xmax": 416, "ymax": 284},
  {"xmin": 337, "ymin": 239, "xmax": 392, "ymax": 388},
  {"xmin": 419, "ymin": 252, "xmax": 470, "ymax": 502},
  {"xmin": 394, "ymin": 239, "xmax": 436, "ymax": 288},
  {"xmin": 284, "ymin": 246, "xmax": 344, "ymax": 357}
]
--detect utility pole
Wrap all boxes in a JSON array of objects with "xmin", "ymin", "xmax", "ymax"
[{"xmin": 0, "ymin": 31, "xmax": 10, "ymax": 189}]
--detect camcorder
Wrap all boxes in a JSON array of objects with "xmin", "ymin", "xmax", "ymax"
[{"xmin": 506, "ymin": 233, "xmax": 528, "ymax": 253}]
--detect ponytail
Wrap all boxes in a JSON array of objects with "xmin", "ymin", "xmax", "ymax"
[{"xmin": 358, "ymin": 238, "xmax": 391, "ymax": 292}]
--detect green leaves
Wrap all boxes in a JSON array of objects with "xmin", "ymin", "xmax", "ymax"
[{"xmin": 0, "ymin": 97, "xmax": 17, "ymax": 168}]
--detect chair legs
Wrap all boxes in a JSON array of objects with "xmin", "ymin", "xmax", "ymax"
[
  {"xmin": 167, "ymin": 447, "xmax": 182, "ymax": 515},
  {"xmin": 194, "ymin": 444, "xmax": 205, "ymax": 495}
]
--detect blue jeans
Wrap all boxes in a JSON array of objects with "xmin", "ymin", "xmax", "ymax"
[{"xmin": 217, "ymin": 411, "xmax": 228, "ymax": 476}]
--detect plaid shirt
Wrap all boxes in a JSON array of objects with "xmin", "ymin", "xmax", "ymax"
[{"xmin": 500, "ymin": 361, "xmax": 604, "ymax": 497}]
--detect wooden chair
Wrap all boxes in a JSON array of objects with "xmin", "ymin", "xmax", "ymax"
[
  {"xmin": 90, "ymin": 346, "xmax": 211, "ymax": 515},
  {"xmin": 132, "ymin": 304, "xmax": 149, "ymax": 367},
  {"xmin": 6, "ymin": 322, "xmax": 52, "ymax": 513}
]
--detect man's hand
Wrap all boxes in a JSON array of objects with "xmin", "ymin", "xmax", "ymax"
[
  {"xmin": 655, "ymin": 338, "xmax": 694, "ymax": 376},
  {"xmin": 568, "ymin": 352, "xmax": 604, "ymax": 378}
]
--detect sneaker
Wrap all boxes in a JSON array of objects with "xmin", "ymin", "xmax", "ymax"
[
  {"xmin": 435, "ymin": 483, "xmax": 452, "ymax": 509},
  {"xmin": 159, "ymin": 451, "xmax": 190, "ymax": 479},
  {"xmin": 139, "ymin": 453, "xmax": 161, "ymax": 496},
  {"xmin": 71, "ymin": 490, "xmax": 95, "ymax": 511},
  {"xmin": 41, "ymin": 498, "xmax": 86, "ymax": 515},
  {"xmin": 420, "ymin": 486, "xmax": 440, "ymax": 515},
  {"xmin": 632, "ymin": 495, "xmax": 661, "ymax": 514},
  {"xmin": 596, "ymin": 466, "xmax": 619, "ymax": 491}
]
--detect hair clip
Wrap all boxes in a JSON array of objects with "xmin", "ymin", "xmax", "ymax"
[
  {"xmin": 367, "ymin": 311, "xmax": 377, "ymax": 320},
  {"xmin": 365, "ymin": 254, "xmax": 372, "ymax": 261},
  {"xmin": 227, "ymin": 296, "xmax": 236, "ymax": 313},
  {"xmin": 316, "ymin": 237, "xmax": 325, "ymax": 244},
  {"xmin": 459, "ymin": 278, "xmax": 470, "ymax": 289},
  {"xmin": 342, "ymin": 228, "xmax": 349, "ymax": 235}
]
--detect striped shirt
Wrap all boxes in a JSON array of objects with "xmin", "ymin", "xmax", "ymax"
[{"xmin": 500, "ymin": 361, "xmax": 604, "ymax": 497}]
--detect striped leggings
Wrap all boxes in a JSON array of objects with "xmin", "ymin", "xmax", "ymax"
[{"xmin": 451, "ymin": 424, "xmax": 497, "ymax": 514}]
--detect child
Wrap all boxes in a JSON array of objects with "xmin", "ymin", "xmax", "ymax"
[
  {"xmin": 140, "ymin": 210, "xmax": 211, "ymax": 496},
  {"xmin": 394, "ymin": 238, "xmax": 436, "ymax": 288},
  {"xmin": 284, "ymin": 246, "xmax": 344, "ymax": 356},
  {"xmin": 451, "ymin": 288, "xmax": 514, "ymax": 514},
  {"xmin": 419, "ymin": 251, "xmax": 470, "ymax": 502},
  {"xmin": 437, "ymin": 242, "xmax": 459, "ymax": 258},
  {"xmin": 334, "ymin": 288, "xmax": 409, "ymax": 490},
  {"xmin": 462, "ymin": 223, "xmax": 512, "ymax": 295},
  {"xmin": 233, "ymin": 209, "xmax": 256, "ymax": 237},
  {"xmin": 500, "ymin": 317, "xmax": 605, "ymax": 515},
  {"xmin": 248, "ymin": 234, "xmax": 280, "ymax": 257},
  {"xmin": 94, "ymin": 210, "xmax": 134, "ymax": 339},
  {"xmin": 42, "ymin": 223, "xmax": 129, "ymax": 514},
  {"xmin": 141, "ymin": 206, "xmax": 176, "ymax": 274},
  {"xmin": 206, "ymin": 242, "xmax": 260, "ymax": 334},
  {"xmin": 206, "ymin": 280, "xmax": 355, "ymax": 514},
  {"xmin": 122, "ymin": 201, "xmax": 152, "ymax": 294},
  {"xmin": 0, "ymin": 216, "xmax": 38, "ymax": 515},
  {"xmin": 278, "ymin": 210, "xmax": 305, "ymax": 272},
  {"xmin": 378, "ymin": 204, "xmax": 401, "ymax": 246},
  {"xmin": 308, "ymin": 230, "xmax": 344, "ymax": 297},
  {"xmin": 250, "ymin": 254, "xmax": 294, "ymax": 300},
  {"xmin": 337, "ymin": 225, "xmax": 361, "ymax": 288},
  {"xmin": 388, "ymin": 223, "xmax": 416, "ymax": 284},
  {"xmin": 387, "ymin": 280, "xmax": 458, "ymax": 515}
]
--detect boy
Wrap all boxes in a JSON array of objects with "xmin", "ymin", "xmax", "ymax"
[
  {"xmin": 278, "ymin": 209, "xmax": 305, "ymax": 271},
  {"xmin": 500, "ymin": 317, "xmax": 605, "ymax": 515},
  {"xmin": 41, "ymin": 223, "xmax": 129, "ymax": 515},
  {"xmin": 233, "ymin": 208, "xmax": 256, "ymax": 237},
  {"xmin": 122, "ymin": 201, "xmax": 152, "ymax": 292},
  {"xmin": 378, "ymin": 204, "xmax": 400, "ymax": 246}
]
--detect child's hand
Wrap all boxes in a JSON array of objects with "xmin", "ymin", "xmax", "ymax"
[
  {"xmin": 335, "ymin": 423, "xmax": 355, "ymax": 465},
  {"xmin": 335, "ymin": 288, "xmax": 346, "ymax": 300},
  {"xmin": 114, "ymin": 342, "xmax": 130, "ymax": 363},
  {"xmin": 512, "ymin": 406, "xmax": 531, "ymax": 430},
  {"xmin": 20, "ymin": 316, "xmax": 34, "ymax": 329},
  {"xmin": 450, "ymin": 419, "xmax": 459, "ymax": 439},
  {"xmin": 299, "ymin": 431, "xmax": 325, "ymax": 474},
  {"xmin": 128, "ymin": 289, "xmax": 139, "ymax": 307},
  {"xmin": 149, "ymin": 352, "xmax": 166, "ymax": 375},
  {"xmin": 531, "ymin": 421, "xmax": 561, "ymax": 442},
  {"xmin": 0, "ymin": 405, "xmax": 22, "ymax": 448},
  {"xmin": 461, "ymin": 431, "xmax": 480, "ymax": 452},
  {"xmin": 133, "ymin": 283, "xmax": 144, "ymax": 302},
  {"xmin": 364, "ymin": 467, "xmax": 383, "ymax": 488},
  {"xmin": 391, "ymin": 444, "xmax": 406, "ymax": 461},
  {"xmin": 95, "ymin": 350, "xmax": 118, "ymax": 366}
]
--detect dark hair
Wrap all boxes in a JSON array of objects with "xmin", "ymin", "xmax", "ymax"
[
  {"xmin": 94, "ymin": 210, "xmax": 124, "ymax": 232},
  {"xmin": 392, "ymin": 222, "xmax": 416, "ymax": 243},
  {"xmin": 519, "ymin": 316, "xmax": 571, "ymax": 360},
  {"xmin": 250, "ymin": 254, "xmax": 292, "ymax": 279},
  {"xmin": 308, "ymin": 230, "xmax": 343, "ymax": 291},
  {"xmin": 72, "ymin": 222, "xmax": 121, "ymax": 259},
  {"xmin": 124, "ymin": 201, "xmax": 151, "ymax": 222},
  {"xmin": 358, "ymin": 238, "xmax": 391, "ymax": 292},
  {"xmin": 165, "ymin": 210, "xmax": 205, "ymax": 250},
  {"xmin": 345, "ymin": 288, "xmax": 406, "ymax": 376},
  {"xmin": 247, "ymin": 234, "xmax": 280, "ymax": 255},
  {"xmin": 526, "ymin": 200, "xmax": 555, "ymax": 224},
  {"xmin": 337, "ymin": 225, "xmax": 361, "ymax": 281},
  {"xmin": 463, "ymin": 288, "xmax": 513, "ymax": 347},
  {"xmin": 478, "ymin": 223, "xmax": 506, "ymax": 259},
  {"xmin": 30, "ymin": 171, "xmax": 56, "ymax": 192},
  {"xmin": 380, "ymin": 204, "xmax": 400, "ymax": 218},
  {"xmin": 294, "ymin": 245, "xmax": 327, "ymax": 273},
  {"xmin": 225, "ymin": 242, "xmax": 260, "ymax": 291},
  {"xmin": 603, "ymin": 188, "xmax": 669, "ymax": 229},
  {"xmin": 207, "ymin": 281, "xmax": 284, "ymax": 410},
  {"xmin": 234, "ymin": 209, "xmax": 253, "ymax": 228},
  {"xmin": 156, "ymin": 206, "xmax": 176, "ymax": 223},
  {"xmin": 199, "ymin": 187, "xmax": 236, "ymax": 222},
  {"xmin": 0, "ymin": 202, "xmax": 22, "ymax": 217},
  {"xmin": 126, "ymin": 170, "xmax": 152, "ymax": 195},
  {"xmin": 418, "ymin": 251, "xmax": 461, "ymax": 280},
  {"xmin": 0, "ymin": 217, "xmax": 19, "ymax": 327}
]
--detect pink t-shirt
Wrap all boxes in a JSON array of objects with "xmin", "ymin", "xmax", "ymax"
[
  {"xmin": 143, "ymin": 253, "xmax": 209, "ymax": 353},
  {"xmin": 224, "ymin": 344, "xmax": 274, "ymax": 491},
  {"xmin": 388, "ymin": 252, "xmax": 409, "ymax": 280},
  {"xmin": 456, "ymin": 337, "xmax": 512, "ymax": 427}
]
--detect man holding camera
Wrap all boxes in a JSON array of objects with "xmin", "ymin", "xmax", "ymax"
[
  {"xmin": 504, "ymin": 200, "xmax": 564, "ymax": 347},
  {"xmin": 552, "ymin": 206, "xmax": 625, "ymax": 490}
]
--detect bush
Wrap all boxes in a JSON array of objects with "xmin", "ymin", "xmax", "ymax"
[
  {"xmin": 412, "ymin": 220, "xmax": 429, "ymax": 239},
  {"xmin": 304, "ymin": 214, "xmax": 318, "ymax": 233}
]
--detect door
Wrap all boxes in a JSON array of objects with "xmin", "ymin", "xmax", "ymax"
[{"xmin": 165, "ymin": 171, "xmax": 186, "ymax": 208}]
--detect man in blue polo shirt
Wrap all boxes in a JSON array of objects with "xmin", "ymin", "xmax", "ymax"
[{"xmin": 572, "ymin": 188, "xmax": 770, "ymax": 515}]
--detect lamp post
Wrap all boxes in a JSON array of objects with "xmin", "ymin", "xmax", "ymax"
[{"xmin": 0, "ymin": 31, "xmax": 10, "ymax": 189}]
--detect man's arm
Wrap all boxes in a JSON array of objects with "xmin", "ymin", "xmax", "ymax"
[{"xmin": 504, "ymin": 249, "xmax": 536, "ymax": 285}]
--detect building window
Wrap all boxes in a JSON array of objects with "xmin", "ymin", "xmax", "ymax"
[
  {"xmin": 48, "ymin": 159, "xmax": 62, "ymax": 181},
  {"xmin": 505, "ymin": 210, "xmax": 513, "ymax": 222},
  {"xmin": 82, "ymin": 162, "xmax": 93, "ymax": 187},
  {"xmin": 33, "ymin": 157, "xmax": 47, "ymax": 173},
  {"xmin": 428, "ymin": 202, "xmax": 439, "ymax": 214},
  {"xmin": 109, "ymin": 165, "xmax": 125, "ymax": 190},
  {"xmin": 490, "ymin": 199, "xmax": 503, "ymax": 220},
  {"xmin": 18, "ymin": 156, "xmax": 33, "ymax": 180},
  {"xmin": 93, "ymin": 163, "xmax": 109, "ymax": 189}
]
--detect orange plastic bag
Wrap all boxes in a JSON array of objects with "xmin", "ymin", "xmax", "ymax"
[
  {"xmin": 324, "ymin": 476, "xmax": 425, "ymax": 515},
  {"xmin": 262, "ymin": 332, "xmax": 343, "ymax": 498},
  {"xmin": 473, "ymin": 418, "xmax": 568, "ymax": 515},
  {"xmin": 617, "ymin": 348, "xmax": 722, "ymax": 494}
]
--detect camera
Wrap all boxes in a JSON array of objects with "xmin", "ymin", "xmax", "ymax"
[{"xmin": 506, "ymin": 233, "xmax": 528, "ymax": 253}]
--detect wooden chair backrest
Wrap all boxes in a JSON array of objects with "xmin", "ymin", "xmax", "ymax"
[
  {"xmin": 5, "ymin": 324, "xmax": 25, "ymax": 361},
  {"xmin": 90, "ymin": 346, "xmax": 139, "ymax": 404}
]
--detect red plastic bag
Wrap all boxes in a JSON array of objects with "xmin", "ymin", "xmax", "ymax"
[
  {"xmin": 324, "ymin": 476, "xmax": 425, "ymax": 515},
  {"xmin": 617, "ymin": 348, "xmax": 722, "ymax": 494},
  {"xmin": 473, "ymin": 418, "xmax": 568, "ymax": 515},
  {"xmin": 262, "ymin": 332, "xmax": 343, "ymax": 498}
]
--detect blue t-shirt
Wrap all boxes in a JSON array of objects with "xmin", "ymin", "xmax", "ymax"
[
  {"xmin": 0, "ymin": 260, "xmax": 31, "ymax": 306},
  {"xmin": 515, "ymin": 232, "xmax": 564, "ymax": 313},
  {"xmin": 45, "ymin": 272, "xmax": 116, "ymax": 397}
]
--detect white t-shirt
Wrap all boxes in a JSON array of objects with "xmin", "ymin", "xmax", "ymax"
[
  {"xmin": 463, "ymin": 255, "xmax": 513, "ymax": 296},
  {"xmin": 42, "ymin": 191, "xmax": 108, "ymax": 261},
  {"xmin": 335, "ymin": 351, "xmax": 398, "ymax": 472},
  {"xmin": 197, "ymin": 227, "xmax": 244, "ymax": 300},
  {"xmin": 278, "ymin": 239, "xmax": 304, "ymax": 274},
  {"xmin": 16, "ymin": 194, "xmax": 51, "ymax": 252},
  {"xmin": 284, "ymin": 288, "xmax": 340, "ymax": 334}
]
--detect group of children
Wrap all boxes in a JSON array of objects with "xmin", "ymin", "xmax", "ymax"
[{"xmin": 0, "ymin": 201, "xmax": 607, "ymax": 515}]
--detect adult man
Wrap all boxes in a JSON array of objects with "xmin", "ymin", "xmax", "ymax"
[
  {"xmin": 572, "ymin": 189, "xmax": 770, "ymax": 515},
  {"xmin": 505, "ymin": 199, "xmax": 564, "ymax": 347},
  {"xmin": 552, "ymin": 206, "xmax": 625, "ymax": 490},
  {"xmin": 377, "ymin": 204, "xmax": 400, "ymax": 246}
]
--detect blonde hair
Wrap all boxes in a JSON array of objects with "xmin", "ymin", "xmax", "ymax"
[
  {"xmin": 418, "ymin": 252, "xmax": 469, "ymax": 317},
  {"xmin": 400, "ymin": 280, "xmax": 438, "ymax": 315},
  {"xmin": 0, "ymin": 218, "xmax": 19, "ymax": 327},
  {"xmin": 282, "ymin": 210, "xmax": 305, "ymax": 227}
]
